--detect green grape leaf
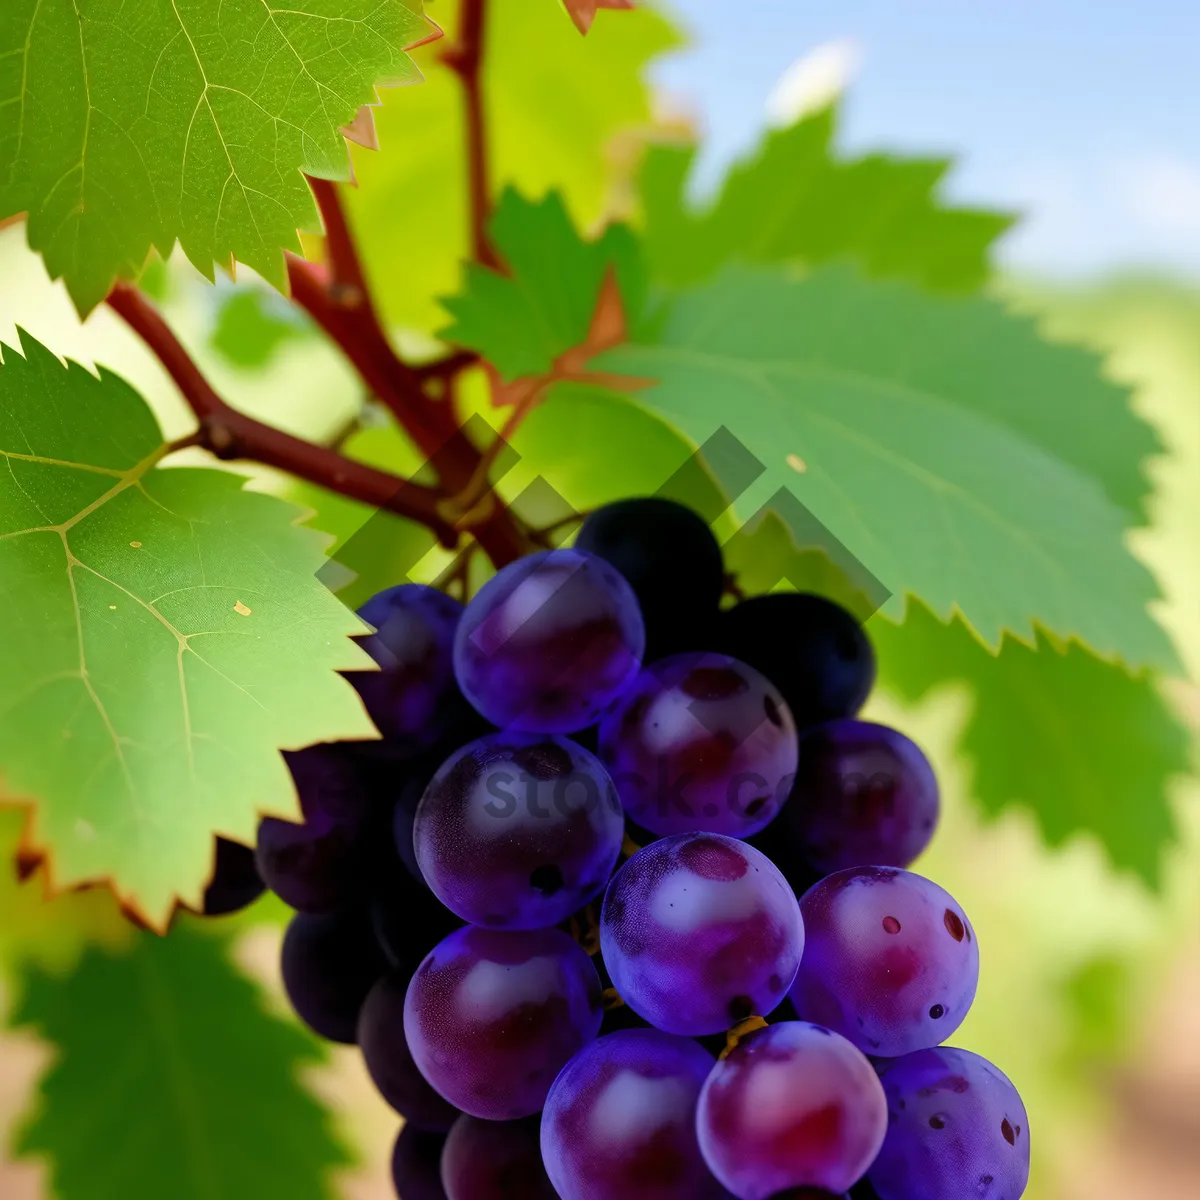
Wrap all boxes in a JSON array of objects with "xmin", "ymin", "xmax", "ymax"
[
  {"xmin": 873, "ymin": 600, "xmax": 1189, "ymax": 885},
  {"xmin": 441, "ymin": 189, "xmax": 642, "ymax": 380},
  {"xmin": 0, "ymin": 330, "xmax": 376, "ymax": 928},
  {"xmin": 639, "ymin": 105, "xmax": 1015, "ymax": 295},
  {"xmin": 598, "ymin": 265, "xmax": 1176, "ymax": 668},
  {"xmin": 345, "ymin": 0, "xmax": 678, "ymax": 333},
  {"xmin": 11, "ymin": 924, "xmax": 349, "ymax": 1200},
  {"xmin": 210, "ymin": 287, "xmax": 315, "ymax": 371},
  {"xmin": 0, "ymin": 0, "xmax": 434, "ymax": 315}
]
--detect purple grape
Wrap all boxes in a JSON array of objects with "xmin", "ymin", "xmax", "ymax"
[
  {"xmin": 403, "ymin": 925, "xmax": 603, "ymax": 1119},
  {"xmin": 441, "ymin": 1114, "xmax": 556, "ymax": 1199},
  {"xmin": 414, "ymin": 732, "xmax": 624, "ymax": 929},
  {"xmin": 716, "ymin": 594, "xmax": 876, "ymax": 729},
  {"xmin": 347, "ymin": 584, "xmax": 471, "ymax": 753},
  {"xmin": 574, "ymin": 497, "xmax": 725, "ymax": 662},
  {"xmin": 541, "ymin": 1028, "xmax": 727, "ymax": 1199},
  {"xmin": 281, "ymin": 908, "xmax": 387, "ymax": 1044},
  {"xmin": 391, "ymin": 1125, "xmax": 448, "ymax": 1200},
  {"xmin": 790, "ymin": 868, "xmax": 979, "ymax": 1057},
  {"xmin": 869, "ymin": 1047, "xmax": 1029, "ymax": 1200},
  {"xmin": 453, "ymin": 548, "xmax": 645, "ymax": 733},
  {"xmin": 600, "ymin": 833, "xmax": 804, "ymax": 1036},
  {"xmin": 256, "ymin": 744, "xmax": 374, "ymax": 913},
  {"xmin": 201, "ymin": 837, "xmax": 264, "ymax": 916},
  {"xmin": 358, "ymin": 972, "xmax": 462, "ymax": 1130},
  {"xmin": 598, "ymin": 653, "xmax": 798, "ymax": 838},
  {"xmin": 783, "ymin": 720, "xmax": 939, "ymax": 874},
  {"xmin": 697, "ymin": 1022, "xmax": 887, "ymax": 1199}
]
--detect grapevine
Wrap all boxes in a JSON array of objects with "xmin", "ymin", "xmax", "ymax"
[{"xmin": 0, "ymin": 2, "xmax": 1190, "ymax": 1199}]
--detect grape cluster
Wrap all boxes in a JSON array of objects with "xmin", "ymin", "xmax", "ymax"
[{"xmin": 204, "ymin": 498, "xmax": 1029, "ymax": 1199}]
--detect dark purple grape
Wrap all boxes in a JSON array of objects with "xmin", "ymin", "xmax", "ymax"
[
  {"xmin": 414, "ymin": 732, "xmax": 624, "ymax": 929},
  {"xmin": 783, "ymin": 720, "xmax": 939, "ymax": 873},
  {"xmin": 717, "ymin": 594, "xmax": 875, "ymax": 728},
  {"xmin": 598, "ymin": 653, "xmax": 798, "ymax": 838},
  {"xmin": 574, "ymin": 497, "xmax": 724, "ymax": 661},
  {"xmin": 358, "ymin": 972, "xmax": 462, "ymax": 1130},
  {"xmin": 441, "ymin": 1114, "xmax": 556, "ymax": 1199},
  {"xmin": 541, "ymin": 1028, "xmax": 727, "ymax": 1199},
  {"xmin": 404, "ymin": 925, "xmax": 603, "ymax": 1119},
  {"xmin": 391, "ymin": 1125, "xmax": 448, "ymax": 1200},
  {"xmin": 256, "ymin": 744, "xmax": 374, "ymax": 913},
  {"xmin": 281, "ymin": 908, "xmax": 387, "ymax": 1044},
  {"xmin": 392, "ymin": 770, "xmax": 436, "ymax": 883},
  {"xmin": 370, "ymin": 875, "xmax": 463, "ymax": 975},
  {"xmin": 790, "ymin": 867, "xmax": 979, "ymax": 1057},
  {"xmin": 869, "ymin": 1047, "xmax": 1029, "ymax": 1200},
  {"xmin": 347, "ymin": 584, "xmax": 470, "ymax": 753},
  {"xmin": 600, "ymin": 833, "xmax": 804, "ymax": 1036},
  {"xmin": 697, "ymin": 1022, "xmax": 886, "ymax": 1198},
  {"xmin": 453, "ymin": 548, "xmax": 645, "ymax": 733},
  {"xmin": 201, "ymin": 837, "xmax": 264, "ymax": 916}
]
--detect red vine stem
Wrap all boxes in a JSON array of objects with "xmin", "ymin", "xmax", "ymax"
[
  {"xmin": 106, "ymin": 282, "xmax": 459, "ymax": 548},
  {"xmin": 444, "ymin": 0, "xmax": 501, "ymax": 268}
]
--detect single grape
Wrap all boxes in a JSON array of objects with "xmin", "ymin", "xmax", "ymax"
[
  {"xmin": 281, "ymin": 908, "xmax": 387, "ymax": 1044},
  {"xmin": 783, "ymin": 720, "xmax": 939, "ymax": 874},
  {"xmin": 358, "ymin": 972, "xmax": 462, "ymax": 1130},
  {"xmin": 790, "ymin": 867, "xmax": 979, "ymax": 1057},
  {"xmin": 541, "ymin": 1028, "xmax": 727, "ymax": 1199},
  {"xmin": 869, "ymin": 1047, "xmax": 1030, "ymax": 1200},
  {"xmin": 717, "ymin": 595, "xmax": 875, "ymax": 728},
  {"xmin": 201, "ymin": 837, "xmax": 264, "ymax": 916},
  {"xmin": 346, "ymin": 584, "xmax": 472, "ymax": 753},
  {"xmin": 414, "ymin": 732, "xmax": 624, "ymax": 929},
  {"xmin": 574, "ymin": 497, "xmax": 724, "ymax": 661},
  {"xmin": 256, "ymin": 743, "xmax": 374, "ymax": 913},
  {"xmin": 391, "ymin": 1125, "xmax": 448, "ymax": 1200},
  {"xmin": 404, "ymin": 925, "xmax": 603, "ymax": 1119},
  {"xmin": 697, "ymin": 1022, "xmax": 886, "ymax": 1199},
  {"xmin": 441, "ymin": 1114, "xmax": 557, "ymax": 1199},
  {"xmin": 454, "ymin": 548, "xmax": 645, "ymax": 733},
  {"xmin": 370, "ymin": 872, "xmax": 463, "ymax": 975},
  {"xmin": 392, "ymin": 768, "xmax": 437, "ymax": 883},
  {"xmin": 598, "ymin": 653, "xmax": 798, "ymax": 838},
  {"xmin": 600, "ymin": 833, "xmax": 804, "ymax": 1036}
]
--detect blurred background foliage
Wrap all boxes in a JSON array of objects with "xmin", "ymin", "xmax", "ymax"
[{"xmin": 1, "ymin": 1, "xmax": 1198, "ymax": 1197}]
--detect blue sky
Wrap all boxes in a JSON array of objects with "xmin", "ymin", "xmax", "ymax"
[{"xmin": 651, "ymin": 0, "xmax": 1199, "ymax": 279}]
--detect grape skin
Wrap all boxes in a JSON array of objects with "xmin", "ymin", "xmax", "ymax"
[
  {"xmin": 717, "ymin": 594, "xmax": 875, "ymax": 729},
  {"xmin": 358, "ymin": 971, "xmax": 461, "ymax": 1131},
  {"xmin": 697, "ymin": 1022, "xmax": 887, "ymax": 1199},
  {"xmin": 574, "ymin": 497, "xmax": 725, "ymax": 662},
  {"xmin": 441, "ymin": 1114, "xmax": 557, "ymax": 1199},
  {"xmin": 541, "ymin": 1028, "xmax": 728, "ymax": 1199},
  {"xmin": 390, "ymin": 1125, "xmax": 448, "ymax": 1200},
  {"xmin": 348, "ymin": 584, "xmax": 470, "ymax": 754},
  {"xmin": 783, "ymin": 720, "xmax": 939, "ymax": 874},
  {"xmin": 598, "ymin": 653, "xmax": 799, "ymax": 839},
  {"xmin": 403, "ymin": 925, "xmax": 603, "ymax": 1120},
  {"xmin": 414, "ymin": 732, "xmax": 625, "ymax": 929},
  {"xmin": 790, "ymin": 867, "xmax": 979, "ymax": 1057},
  {"xmin": 453, "ymin": 548, "xmax": 645, "ymax": 733},
  {"xmin": 281, "ymin": 908, "xmax": 387, "ymax": 1044},
  {"xmin": 201, "ymin": 837, "xmax": 264, "ymax": 916},
  {"xmin": 256, "ymin": 743, "xmax": 374, "ymax": 913},
  {"xmin": 601, "ymin": 833, "xmax": 805, "ymax": 1036},
  {"xmin": 869, "ymin": 1047, "xmax": 1030, "ymax": 1200}
]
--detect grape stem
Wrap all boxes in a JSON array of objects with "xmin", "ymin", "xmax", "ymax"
[
  {"xmin": 443, "ymin": 0, "xmax": 501, "ymax": 269},
  {"xmin": 108, "ymin": 282, "xmax": 453, "ymax": 550},
  {"xmin": 720, "ymin": 1015, "xmax": 769, "ymax": 1060}
]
